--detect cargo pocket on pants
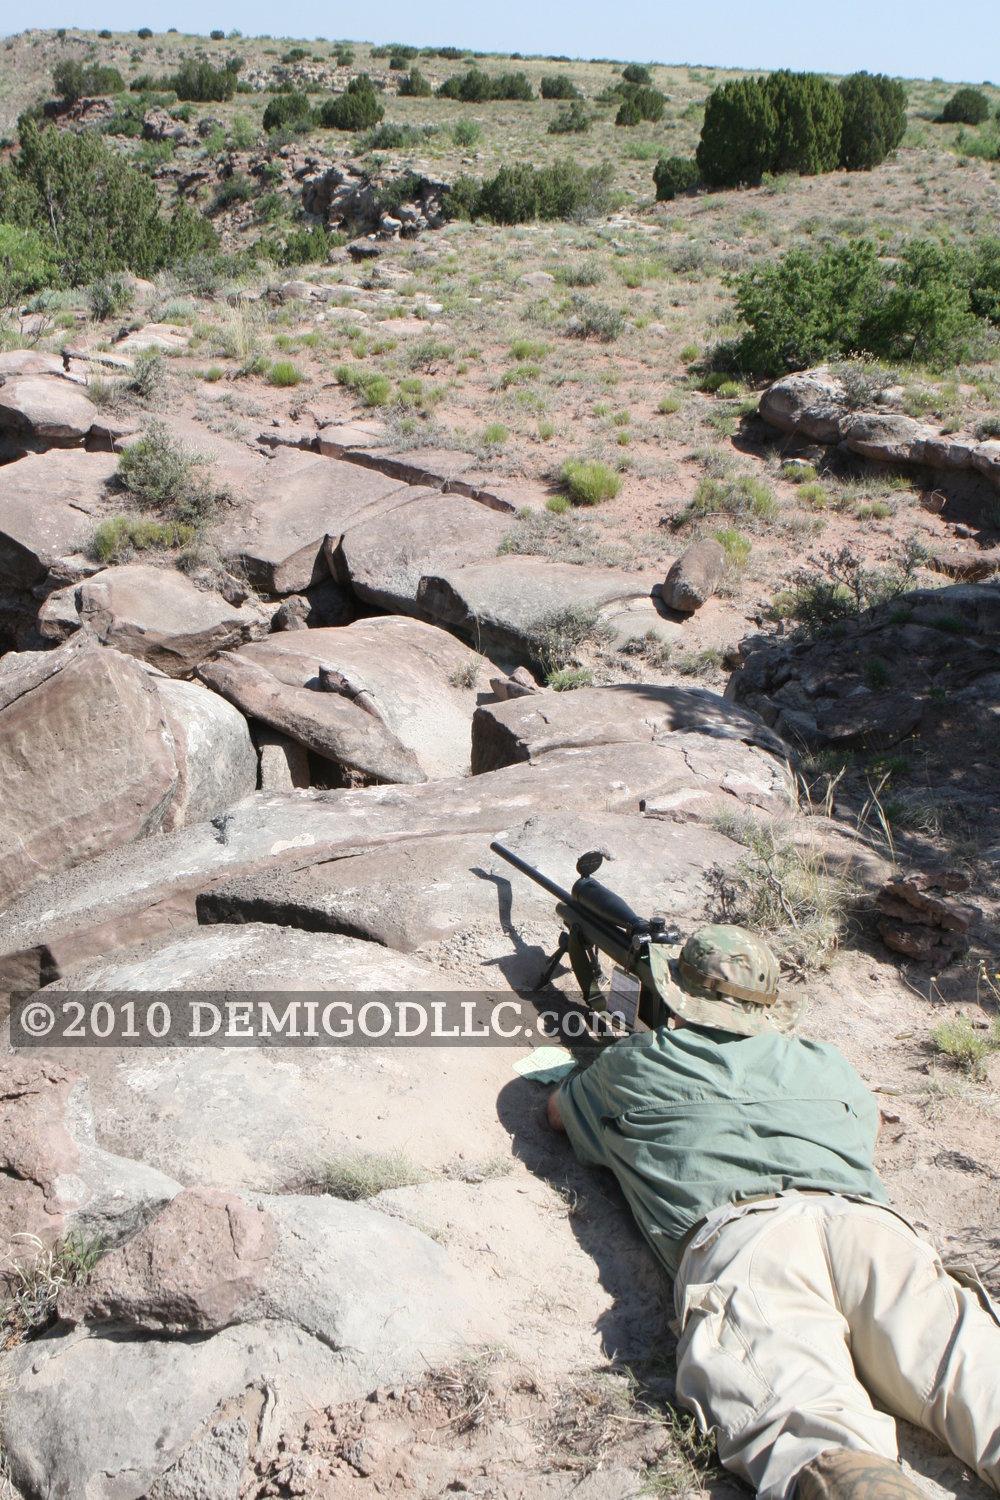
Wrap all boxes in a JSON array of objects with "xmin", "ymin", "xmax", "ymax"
[{"xmin": 677, "ymin": 1284, "xmax": 775, "ymax": 1440}]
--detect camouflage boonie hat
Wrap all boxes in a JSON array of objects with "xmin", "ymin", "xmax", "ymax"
[{"xmin": 648, "ymin": 923, "xmax": 805, "ymax": 1036}]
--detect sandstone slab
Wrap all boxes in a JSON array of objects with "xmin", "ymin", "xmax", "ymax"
[
  {"xmin": 222, "ymin": 448, "xmax": 417, "ymax": 594},
  {"xmin": 0, "ymin": 638, "xmax": 178, "ymax": 908},
  {"xmin": 0, "ymin": 371, "xmax": 99, "ymax": 446},
  {"xmin": 0, "ymin": 743, "xmax": 743, "ymax": 988},
  {"xmin": 198, "ymin": 652, "xmax": 426, "ymax": 784},
  {"xmin": 40, "ymin": 563, "xmax": 267, "ymax": 673},
  {"xmin": 1, "ymin": 1192, "xmax": 496, "ymax": 1500},
  {"xmin": 230, "ymin": 616, "xmax": 493, "ymax": 778},
  {"xmin": 0, "ymin": 1056, "xmax": 178, "ymax": 1277},
  {"xmin": 471, "ymin": 682, "xmax": 784, "ymax": 774},
  {"xmin": 415, "ymin": 556, "xmax": 661, "ymax": 663}
]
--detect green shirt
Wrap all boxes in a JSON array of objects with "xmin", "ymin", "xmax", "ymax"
[{"xmin": 557, "ymin": 1026, "xmax": 887, "ymax": 1277}]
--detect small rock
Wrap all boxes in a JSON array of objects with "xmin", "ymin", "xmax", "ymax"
[
  {"xmin": 519, "ymin": 271, "xmax": 555, "ymax": 288},
  {"xmin": 348, "ymin": 241, "xmax": 381, "ymax": 262}
]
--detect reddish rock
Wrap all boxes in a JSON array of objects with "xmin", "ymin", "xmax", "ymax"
[{"xmin": 57, "ymin": 1188, "xmax": 275, "ymax": 1333}]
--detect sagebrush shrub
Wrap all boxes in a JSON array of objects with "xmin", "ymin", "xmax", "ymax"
[
  {"xmin": 940, "ymin": 87, "xmax": 990, "ymax": 125},
  {"xmin": 52, "ymin": 60, "xmax": 125, "ymax": 102}
]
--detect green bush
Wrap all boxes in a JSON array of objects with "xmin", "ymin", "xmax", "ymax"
[
  {"xmin": 541, "ymin": 75, "xmax": 580, "ymax": 100},
  {"xmin": 263, "ymin": 90, "xmax": 313, "ymax": 131},
  {"xmin": 438, "ymin": 68, "xmax": 533, "ymax": 102},
  {"xmin": 549, "ymin": 100, "xmax": 590, "ymax": 134},
  {"xmin": 357, "ymin": 122, "xmax": 434, "ymax": 151},
  {"xmin": 166, "ymin": 58, "xmax": 240, "ymax": 102},
  {"xmin": 452, "ymin": 159, "xmax": 614, "ymax": 225},
  {"xmin": 697, "ymin": 77, "xmax": 778, "ymax": 186},
  {"xmin": 397, "ymin": 67, "xmax": 432, "ymax": 97},
  {"xmin": 653, "ymin": 154, "xmax": 699, "ymax": 200},
  {"xmin": 560, "ymin": 458, "xmax": 622, "ymax": 505},
  {"xmin": 52, "ymin": 60, "xmax": 126, "ymax": 103},
  {"xmin": 838, "ymin": 72, "xmax": 907, "ymax": 169},
  {"xmin": 615, "ymin": 85, "xmax": 664, "ymax": 126},
  {"xmin": 970, "ymin": 236, "xmax": 1000, "ymax": 323},
  {"xmin": 767, "ymin": 70, "xmax": 843, "ymax": 175},
  {"xmin": 732, "ymin": 237, "xmax": 981, "ymax": 375},
  {"xmin": 940, "ymin": 87, "xmax": 990, "ymax": 125},
  {"xmin": 319, "ymin": 75, "xmax": 384, "ymax": 130},
  {"xmin": 280, "ymin": 223, "xmax": 329, "ymax": 265},
  {"xmin": 0, "ymin": 119, "xmax": 215, "ymax": 286},
  {"xmin": 137, "ymin": 26, "xmax": 153, "ymax": 39},
  {"xmin": 334, "ymin": 364, "xmax": 392, "ymax": 405},
  {"xmin": 334, "ymin": 45, "xmax": 354, "ymax": 67},
  {"xmin": 622, "ymin": 63, "xmax": 653, "ymax": 86},
  {"xmin": 0, "ymin": 222, "xmax": 59, "ymax": 299},
  {"xmin": 269, "ymin": 359, "xmax": 303, "ymax": 386}
]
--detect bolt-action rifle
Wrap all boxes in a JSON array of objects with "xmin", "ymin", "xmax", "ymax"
[{"xmin": 489, "ymin": 841, "xmax": 680, "ymax": 1029}]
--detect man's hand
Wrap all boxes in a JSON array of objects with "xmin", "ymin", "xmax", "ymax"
[{"xmin": 547, "ymin": 1088, "xmax": 566, "ymax": 1132}]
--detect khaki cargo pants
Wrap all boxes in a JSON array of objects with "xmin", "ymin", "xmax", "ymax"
[{"xmin": 673, "ymin": 1191, "xmax": 1000, "ymax": 1500}]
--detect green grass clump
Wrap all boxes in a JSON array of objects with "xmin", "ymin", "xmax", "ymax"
[
  {"xmin": 546, "ymin": 494, "xmax": 571, "ymax": 514},
  {"xmin": 680, "ymin": 343, "xmax": 700, "ymax": 363},
  {"xmin": 500, "ymin": 364, "xmax": 541, "ymax": 389},
  {"xmin": 560, "ymin": 459, "xmax": 622, "ymax": 506},
  {"xmin": 482, "ymin": 422, "xmax": 510, "ymax": 446},
  {"xmin": 510, "ymin": 338, "xmax": 549, "ymax": 361},
  {"xmin": 679, "ymin": 474, "xmax": 775, "ymax": 525},
  {"xmin": 2, "ymin": 1233, "xmax": 105, "ymax": 1346},
  {"xmin": 334, "ymin": 364, "xmax": 392, "ymax": 406},
  {"xmin": 316, "ymin": 1150, "xmax": 427, "ymax": 1200},
  {"xmin": 269, "ymin": 360, "xmax": 303, "ymax": 387},
  {"xmin": 92, "ymin": 515, "xmax": 197, "ymax": 564},
  {"xmin": 798, "ymin": 481, "xmax": 828, "ymax": 509},
  {"xmin": 713, "ymin": 527, "xmax": 751, "ymax": 568},
  {"xmin": 547, "ymin": 666, "xmax": 592, "ymax": 690},
  {"xmin": 658, "ymin": 395, "xmax": 681, "ymax": 414},
  {"xmin": 930, "ymin": 1016, "xmax": 1000, "ymax": 1081}
]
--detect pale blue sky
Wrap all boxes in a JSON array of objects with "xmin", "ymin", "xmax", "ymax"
[{"xmin": 9, "ymin": 0, "xmax": 994, "ymax": 84}]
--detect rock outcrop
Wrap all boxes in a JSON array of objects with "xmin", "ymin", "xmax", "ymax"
[{"xmin": 759, "ymin": 367, "xmax": 1000, "ymax": 489}]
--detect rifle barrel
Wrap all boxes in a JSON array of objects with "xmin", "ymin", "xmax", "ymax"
[{"xmin": 489, "ymin": 841, "xmax": 575, "ymax": 906}]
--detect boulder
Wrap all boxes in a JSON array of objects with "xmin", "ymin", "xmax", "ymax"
[
  {"xmin": 115, "ymin": 323, "xmax": 190, "ymax": 353},
  {"xmin": 58, "ymin": 1188, "xmax": 276, "ymax": 1333},
  {"xmin": 0, "ymin": 371, "xmax": 100, "ymax": 447},
  {"xmin": 198, "ymin": 652, "xmax": 426, "ymax": 785},
  {"xmin": 415, "ymin": 556, "xmax": 661, "ymax": 663},
  {"xmin": 0, "ymin": 1056, "xmax": 179, "ymax": 1278},
  {"xmin": 220, "ymin": 448, "xmax": 418, "ymax": 594},
  {"xmin": 0, "ymin": 449, "xmax": 116, "ymax": 643},
  {"xmin": 662, "ymin": 540, "xmax": 726, "ymax": 614},
  {"xmin": 758, "ymin": 368, "xmax": 850, "ymax": 443},
  {"xmin": 221, "ymin": 616, "xmax": 494, "ymax": 779},
  {"xmin": 155, "ymin": 677, "xmax": 258, "ymax": 831},
  {"xmin": 330, "ymin": 488, "xmax": 510, "ymax": 613},
  {"xmin": 0, "ymin": 638, "xmax": 178, "ymax": 908},
  {"xmin": 471, "ymin": 682, "xmax": 784, "ymax": 774},
  {"xmin": 40, "ymin": 563, "xmax": 268, "ymax": 674},
  {"xmin": 841, "ymin": 411, "xmax": 930, "ymax": 465}
]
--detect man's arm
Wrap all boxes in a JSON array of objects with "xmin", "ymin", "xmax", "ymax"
[{"xmin": 547, "ymin": 1088, "xmax": 566, "ymax": 1132}]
